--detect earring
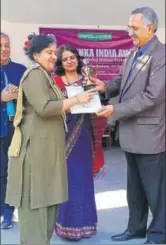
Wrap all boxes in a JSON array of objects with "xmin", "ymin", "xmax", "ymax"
[{"xmin": 34, "ymin": 56, "xmax": 38, "ymax": 62}]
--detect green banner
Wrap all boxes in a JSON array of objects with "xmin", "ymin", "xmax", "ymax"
[{"xmin": 78, "ymin": 32, "xmax": 112, "ymax": 41}]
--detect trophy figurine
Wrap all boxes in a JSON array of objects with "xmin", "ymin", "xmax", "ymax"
[{"xmin": 81, "ymin": 58, "xmax": 96, "ymax": 91}]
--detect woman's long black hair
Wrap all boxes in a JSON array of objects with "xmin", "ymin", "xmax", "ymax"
[{"xmin": 56, "ymin": 45, "xmax": 83, "ymax": 76}]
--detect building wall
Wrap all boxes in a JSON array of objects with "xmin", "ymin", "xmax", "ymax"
[{"xmin": 2, "ymin": 0, "xmax": 165, "ymax": 27}]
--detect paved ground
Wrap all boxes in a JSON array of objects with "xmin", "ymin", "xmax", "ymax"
[{"xmin": 1, "ymin": 147, "xmax": 151, "ymax": 244}]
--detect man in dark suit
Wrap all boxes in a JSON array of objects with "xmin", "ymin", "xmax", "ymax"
[
  {"xmin": 92, "ymin": 7, "xmax": 165, "ymax": 244},
  {"xmin": 0, "ymin": 32, "xmax": 26, "ymax": 229}
]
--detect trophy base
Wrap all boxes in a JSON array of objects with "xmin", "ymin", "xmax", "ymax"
[{"xmin": 83, "ymin": 84, "xmax": 95, "ymax": 91}]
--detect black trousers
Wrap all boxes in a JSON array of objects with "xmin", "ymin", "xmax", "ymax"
[
  {"xmin": 0, "ymin": 121, "xmax": 14, "ymax": 220},
  {"xmin": 125, "ymin": 151, "xmax": 166, "ymax": 244}
]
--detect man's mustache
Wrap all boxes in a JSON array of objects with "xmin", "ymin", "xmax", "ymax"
[{"xmin": 0, "ymin": 52, "xmax": 9, "ymax": 55}]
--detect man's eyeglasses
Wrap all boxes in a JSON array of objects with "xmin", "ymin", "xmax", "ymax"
[{"xmin": 126, "ymin": 26, "xmax": 139, "ymax": 33}]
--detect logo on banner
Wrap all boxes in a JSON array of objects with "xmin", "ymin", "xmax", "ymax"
[{"xmin": 78, "ymin": 32, "xmax": 112, "ymax": 41}]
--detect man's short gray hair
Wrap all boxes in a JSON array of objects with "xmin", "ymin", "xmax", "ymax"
[
  {"xmin": 0, "ymin": 32, "xmax": 10, "ymax": 43},
  {"xmin": 131, "ymin": 7, "xmax": 158, "ymax": 32}
]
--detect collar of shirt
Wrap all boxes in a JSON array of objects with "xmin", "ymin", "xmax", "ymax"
[
  {"xmin": 0, "ymin": 58, "xmax": 11, "ymax": 69},
  {"xmin": 139, "ymin": 36, "xmax": 156, "ymax": 56}
]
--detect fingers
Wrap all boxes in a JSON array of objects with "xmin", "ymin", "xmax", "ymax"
[
  {"xmin": 82, "ymin": 90, "xmax": 96, "ymax": 98},
  {"xmin": 90, "ymin": 87, "xmax": 100, "ymax": 92},
  {"xmin": 11, "ymin": 92, "xmax": 18, "ymax": 98},
  {"xmin": 8, "ymin": 92, "xmax": 18, "ymax": 100},
  {"xmin": 96, "ymin": 105, "xmax": 114, "ymax": 117},
  {"xmin": 87, "ymin": 90, "xmax": 98, "ymax": 97},
  {"xmin": 88, "ymin": 88, "xmax": 98, "ymax": 93},
  {"xmin": 96, "ymin": 111, "xmax": 107, "ymax": 117},
  {"xmin": 1, "ymin": 91, "xmax": 18, "ymax": 102},
  {"xmin": 7, "ymin": 84, "xmax": 18, "ymax": 92},
  {"xmin": 86, "ymin": 88, "xmax": 96, "ymax": 93},
  {"xmin": 97, "ymin": 106, "xmax": 105, "ymax": 113},
  {"xmin": 90, "ymin": 76, "xmax": 98, "ymax": 83},
  {"xmin": 90, "ymin": 77, "xmax": 103, "ymax": 84},
  {"xmin": 96, "ymin": 107, "xmax": 106, "ymax": 116},
  {"xmin": 96, "ymin": 110, "xmax": 110, "ymax": 117},
  {"xmin": 89, "ymin": 78, "xmax": 105, "ymax": 92},
  {"xmin": 85, "ymin": 92, "xmax": 94, "ymax": 103}
]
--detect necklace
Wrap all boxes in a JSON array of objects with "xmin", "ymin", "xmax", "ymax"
[{"xmin": 65, "ymin": 74, "xmax": 82, "ymax": 86}]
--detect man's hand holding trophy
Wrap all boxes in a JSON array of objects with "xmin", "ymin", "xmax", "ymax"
[
  {"xmin": 65, "ymin": 58, "xmax": 102, "ymax": 114},
  {"xmin": 81, "ymin": 59, "xmax": 115, "ymax": 118}
]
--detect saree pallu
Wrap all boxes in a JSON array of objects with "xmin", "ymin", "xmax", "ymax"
[
  {"xmin": 90, "ymin": 114, "xmax": 107, "ymax": 174},
  {"xmin": 54, "ymin": 76, "xmax": 97, "ymax": 240}
]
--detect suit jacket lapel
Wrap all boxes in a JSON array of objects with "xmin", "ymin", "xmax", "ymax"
[
  {"xmin": 121, "ymin": 54, "xmax": 150, "ymax": 97},
  {"xmin": 119, "ymin": 49, "xmax": 137, "ymax": 99},
  {"xmin": 121, "ymin": 50, "xmax": 137, "ymax": 86},
  {"xmin": 120, "ymin": 36, "xmax": 159, "ymax": 99}
]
